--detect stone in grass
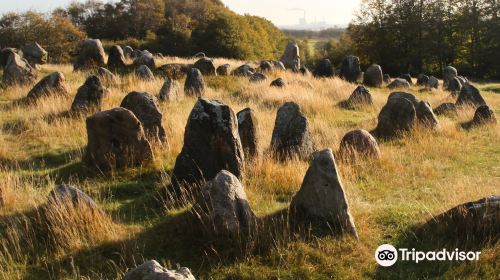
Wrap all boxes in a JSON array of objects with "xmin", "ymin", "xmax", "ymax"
[{"xmin": 123, "ymin": 260, "xmax": 195, "ymax": 280}]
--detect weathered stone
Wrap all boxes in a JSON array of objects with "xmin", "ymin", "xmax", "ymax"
[
  {"xmin": 135, "ymin": 65, "xmax": 155, "ymax": 81},
  {"xmin": 232, "ymin": 64, "xmax": 255, "ymax": 77},
  {"xmin": 272, "ymin": 61, "xmax": 286, "ymax": 71},
  {"xmin": 447, "ymin": 77, "xmax": 462, "ymax": 96},
  {"xmin": 374, "ymin": 96, "xmax": 417, "ymax": 138},
  {"xmin": 416, "ymin": 74, "xmax": 429, "ymax": 86},
  {"xmin": 172, "ymin": 99, "xmax": 244, "ymax": 193},
  {"xmin": 340, "ymin": 55, "xmax": 361, "ymax": 83},
  {"xmin": 120, "ymin": 92, "xmax": 166, "ymax": 142},
  {"xmin": 313, "ymin": 59, "xmax": 334, "ymax": 78},
  {"xmin": 249, "ymin": 72, "xmax": 267, "ymax": 83},
  {"xmin": 280, "ymin": 41, "xmax": 300, "ymax": 72},
  {"xmin": 48, "ymin": 184, "xmax": 99, "ymax": 211},
  {"xmin": 0, "ymin": 48, "xmax": 19, "ymax": 68},
  {"xmin": 21, "ymin": 42, "xmax": 48, "ymax": 65},
  {"xmin": 156, "ymin": 63, "xmax": 190, "ymax": 80},
  {"xmin": 387, "ymin": 78, "xmax": 411, "ymax": 89},
  {"xmin": 237, "ymin": 108, "xmax": 259, "ymax": 159},
  {"xmin": 259, "ymin": 61, "xmax": 273, "ymax": 72},
  {"xmin": 399, "ymin": 74, "xmax": 413, "ymax": 85},
  {"xmin": 193, "ymin": 57, "xmax": 216, "ymax": 76},
  {"xmin": 434, "ymin": 103, "xmax": 457, "ymax": 116},
  {"xmin": 184, "ymin": 68, "xmax": 205, "ymax": 97},
  {"xmin": 194, "ymin": 52, "xmax": 206, "ymax": 59},
  {"xmin": 383, "ymin": 74, "xmax": 391, "ymax": 84},
  {"xmin": 84, "ymin": 107, "xmax": 153, "ymax": 171},
  {"xmin": 443, "ymin": 66, "xmax": 458, "ymax": 88},
  {"xmin": 133, "ymin": 50, "xmax": 155, "ymax": 69},
  {"xmin": 216, "ymin": 64, "xmax": 230, "ymax": 76},
  {"xmin": 271, "ymin": 102, "xmax": 314, "ymax": 159},
  {"xmin": 345, "ymin": 85, "xmax": 373, "ymax": 107},
  {"xmin": 71, "ymin": 75, "xmax": 105, "ymax": 113},
  {"xmin": 270, "ymin": 78, "xmax": 285, "ymax": 88},
  {"xmin": 290, "ymin": 149, "xmax": 358, "ymax": 237},
  {"xmin": 27, "ymin": 72, "xmax": 68, "ymax": 100},
  {"xmin": 96, "ymin": 67, "xmax": 116, "ymax": 87},
  {"xmin": 159, "ymin": 78, "xmax": 181, "ymax": 102},
  {"xmin": 415, "ymin": 100, "xmax": 440, "ymax": 128},
  {"xmin": 123, "ymin": 260, "xmax": 195, "ymax": 280},
  {"xmin": 196, "ymin": 170, "xmax": 255, "ymax": 237},
  {"xmin": 363, "ymin": 64, "xmax": 383, "ymax": 87},
  {"xmin": 1, "ymin": 52, "xmax": 37, "ymax": 86},
  {"xmin": 339, "ymin": 129, "xmax": 381, "ymax": 160},
  {"xmin": 427, "ymin": 76, "xmax": 439, "ymax": 89},
  {"xmin": 73, "ymin": 39, "xmax": 106, "ymax": 71},
  {"xmin": 471, "ymin": 105, "xmax": 497, "ymax": 127},
  {"xmin": 123, "ymin": 46, "xmax": 133, "ymax": 58},
  {"xmin": 456, "ymin": 83, "xmax": 486, "ymax": 108},
  {"xmin": 107, "ymin": 45, "xmax": 126, "ymax": 69}
]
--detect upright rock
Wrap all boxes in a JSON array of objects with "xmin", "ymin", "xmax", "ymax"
[
  {"xmin": 427, "ymin": 76, "xmax": 439, "ymax": 89},
  {"xmin": 443, "ymin": 66, "xmax": 458, "ymax": 88},
  {"xmin": 196, "ymin": 170, "xmax": 255, "ymax": 237},
  {"xmin": 344, "ymin": 85, "xmax": 373, "ymax": 108},
  {"xmin": 340, "ymin": 55, "xmax": 361, "ymax": 83},
  {"xmin": 270, "ymin": 78, "xmax": 286, "ymax": 88},
  {"xmin": 280, "ymin": 41, "xmax": 300, "ymax": 72},
  {"xmin": 159, "ymin": 78, "xmax": 181, "ymax": 101},
  {"xmin": 123, "ymin": 46, "xmax": 133, "ymax": 58},
  {"xmin": 84, "ymin": 108, "xmax": 153, "ymax": 171},
  {"xmin": 271, "ymin": 102, "xmax": 314, "ymax": 159},
  {"xmin": 456, "ymin": 83, "xmax": 486, "ymax": 108},
  {"xmin": 123, "ymin": 260, "xmax": 195, "ymax": 280},
  {"xmin": 313, "ymin": 59, "xmax": 334, "ymax": 78},
  {"xmin": 120, "ymin": 92, "xmax": 166, "ymax": 142},
  {"xmin": 0, "ymin": 48, "xmax": 19, "ymax": 68},
  {"xmin": 107, "ymin": 45, "xmax": 126, "ymax": 70},
  {"xmin": 1, "ymin": 52, "xmax": 37, "ymax": 86},
  {"xmin": 387, "ymin": 78, "xmax": 411, "ymax": 89},
  {"xmin": 135, "ymin": 65, "xmax": 155, "ymax": 81},
  {"xmin": 416, "ymin": 74, "xmax": 429, "ymax": 86},
  {"xmin": 399, "ymin": 74, "xmax": 413, "ymax": 85},
  {"xmin": 470, "ymin": 105, "xmax": 497, "ymax": 127},
  {"xmin": 133, "ymin": 50, "xmax": 155, "ymax": 69},
  {"xmin": 216, "ymin": 64, "xmax": 230, "ymax": 76},
  {"xmin": 21, "ymin": 42, "xmax": 48, "ymax": 65},
  {"xmin": 96, "ymin": 67, "xmax": 116, "ymax": 87},
  {"xmin": 232, "ymin": 64, "xmax": 254, "ymax": 77},
  {"xmin": 339, "ymin": 129, "xmax": 381, "ymax": 160},
  {"xmin": 27, "ymin": 72, "xmax": 68, "ymax": 100},
  {"xmin": 184, "ymin": 68, "xmax": 205, "ymax": 97},
  {"xmin": 193, "ymin": 57, "xmax": 216, "ymax": 76},
  {"xmin": 259, "ymin": 60, "xmax": 273, "ymax": 72},
  {"xmin": 71, "ymin": 75, "xmax": 105, "ymax": 113},
  {"xmin": 172, "ymin": 99, "xmax": 244, "ymax": 193},
  {"xmin": 447, "ymin": 77, "xmax": 462, "ymax": 96},
  {"xmin": 73, "ymin": 39, "xmax": 106, "ymax": 71},
  {"xmin": 237, "ymin": 108, "xmax": 259, "ymax": 159},
  {"xmin": 363, "ymin": 64, "xmax": 383, "ymax": 87},
  {"xmin": 290, "ymin": 149, "xmax": 358, "ymax": 237}
]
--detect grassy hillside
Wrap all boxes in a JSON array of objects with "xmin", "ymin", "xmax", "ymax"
[{"xmin": 0, "ymin": 58, "xmax": 499, "ymax": 279}]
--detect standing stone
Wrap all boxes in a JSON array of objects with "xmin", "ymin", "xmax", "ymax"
[
  {"xmin": 259, "ymin": 61, "xmax": 273, "ymax": 72},
  {"xmin": 270, "ymin": 78, "xmax": 286, "ymax": 88},
  {"xmin": 73, "ymin": 39, "xmax": 106, "ymax": 71},
  {"xmin": 280, "ymin": 41, "xmax": 300, "ymax": 72},
  {"xmin": 216, "ymin": 64, "xmax": 230, "ymax": 76},
  {"xmin": 48, "ymin": 184, "xmax": 99, "ymax": 211},
  {"xmin": 340, "ymin": 55, "xmax": 361, "ymax": 83},
  {"xmin": 172, "ymin": 99, "xmax": 244, "ymax": 193},
  {"xmin": 339, "ymin": 129, "xmax": 381, "ymax": 160},
  {"xmin": 21, "ymin": 42, "xmax": 48, "ymax": 65},
  {"xmin": 184, "ymin": 68, "xmax": 205, "ymax": 97},
  {"xmin": 471, "ymin": 105, "xmax": 497, "ymax": 127},
  {"xmin": 1, "ymin": 52, "xmax": 37, "ymax": 86},
  {"xmin": 0, "ymin": 48, "xmax": 19, "ymax": 68},
  {"xmin": 133, "ymin": 50, "xmax": 155, "ymax": 69},
  {"xmin": 383, "ymin": 74, "xmax": 391, "ymax": 84},
  {"xmin": 159, "ymin": 78, "xmax": 181, "ymax": 102},
  {"xmin": 387, "ymin": 78, "xmax": 410, "ymax": 89},
  {"xmin": 443, "ymin": 66, "xmax": 458, "ymax": 88},
  {"xmin": 290, "ymin": 149, "xmax": 358, "ymax": 237},
  {"xmin": 193, "ymin": 57, "xmax": 216, "ymax": 76},
  {"xmin": 84, "ymin": 107, "xmax": 153, "ymax": 171},
  {"xmin": 249, "ymin": 72, "xmax": 267, "ymax": 83},
  {"xmin": 345, "ymin": 85, "xmax": 373, "ymax": 107},
  {"xmin": 313, "ymin": 59, "xmax": 334, "ymax": 78},
  {"xmin": 123, "ymin": 46, "xmax": 133, "ymax": 58},
  {"xmin": 27, "ymin": 72, "xmax": 68, "ymax": 100},
  {"xmin": 447, "ymin": 77, "xmax": 462, "ymax": 96},
  {"xmin": 107, "ymin": 45, "xmax": 126, "ymax": 70},
  {"xmin": 363, "ymin": 64, "xmax": 383, "ymax": 87},
  {"xmin": 399, "ymin": 74, "xmax": 413, "ymax": 85},
  {"xmin": 194, "ymin": 52, "xmax": 206, "ymax": 59},
  {"xmin": 196, "ymin": 170, "xmax": 255, "ymax": 237},
  {"xmin": 374, "ymin": 96, "xmax": 417, "ymax": 138},
  {"xmin": 135, "ymin": 65, "xmax": 155, "ymax": 81},
  {"xmin": 232, "ymin": 64, "xmax": 255, "ymax": 77},
  {"xmin": 96, "ymin": 67, "xmax": 117, "ymax": 87},
  {"xmin": 456, "ymin": 83, "xmax": 486, "ymax": 108},
  {"xmin": 271, "ymin": 102, "xmax": 314, "ymax": 159},
  {"xmin": 237, "ymin": 108, "xmax": 259, "ymax": 159},
  {"xmin": 71, "ymin": 75, "xmax": 105, "ymax": 113},
  {"xmin": 417, "ymin": 74, "xmax": 429, "ymax": 86},
  {"xmin": 426, "ymin": 76, "xmax": 439, "ymax": 89},
  {"xmin": 123, "ymin": 260, "xmax": 195, "ymax": 280},
  {"xmin": 120, "ymin": 91, "xmax": 166, "ymax": 142}
]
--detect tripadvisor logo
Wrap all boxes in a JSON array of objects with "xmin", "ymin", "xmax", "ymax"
[{"xmin": 375, "ymin": 244, "xmax": 482, "ymax": 267}]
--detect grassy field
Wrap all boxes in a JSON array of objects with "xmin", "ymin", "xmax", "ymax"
[{"xmin": 0, "ymin": 58, "xmax": 499, "ymax": 279}]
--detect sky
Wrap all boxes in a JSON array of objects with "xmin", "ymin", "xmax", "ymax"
[{"xmin": 0, "ymin": 0, "xmax": 361, "ymax": 26}]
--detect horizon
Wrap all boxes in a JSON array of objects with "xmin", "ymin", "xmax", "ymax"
[{"xmin": 0, "ymin": 0, "xmax": 360, "ymax": 29}]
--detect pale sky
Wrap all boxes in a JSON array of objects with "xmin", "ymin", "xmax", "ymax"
[{"xmin": 0, "ymin": 0, "xmax": 360, "ymax": 26}]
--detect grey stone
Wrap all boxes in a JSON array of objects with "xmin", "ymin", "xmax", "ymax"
[
  {"xmin": 107, "ymin": 45, "xmax": 126, "ymax": 69},
  {"xmin": 193, "ymin": 57, "xmax": 216, "ymax": 76},
  {"xmin": 447, "ymin": 77, "xmax": 462, "ymax": 96},
  {"xmin": 123, "ymin": 46, "xmax": 134, "ymax": 58},
  {"xmin": 456, "ymin": 83, "xmax": 486, "ymax": 108},
  {"xmin": 399, "ymin": 74, "xmax": 413, "ymax": 85},
  {"xmin": 249, "ymin": 72, "xmax": 267, "ymax": 83},
  {"xmin": 345, "ymin": 85, "xmax": 373, "ymax": 107},
  {"xmin": 73, "ymin": 39, "xmax": 106, "ymax": 71},
  {"xmin": 416, "ymin": 74, "xmax": 429, "ymax": 86},
  {"xmin": 159, "ymin": 78, "xmax": 182, "ymax": 102},
  {"xmin": 1, "ymin": 52, "xmax": 37, "ymax": 86},
  {"xmin": 27, "ymin": 72, "xmax": 67, "ymax": 100},
  {"xmin": 339, "ymin": 129, "xmax": 381, "ymax": 160},
  {"xmin": 71, "ymin": 75, "xmax": 105, "ymax": 113},
  {"xmin": 232, "ymin": 64, "xmax": 255, "ymax": 77},
  {"xmin": 135, "ymin": 65, "xmax": 155, "ymax": 81},
  {"xmin": 216, "ymin": 64, "xmax": 230, "ymax": 76},
  {"xmin": 471, "ymin": 105, "xmax": 497, "ymax": 127},
  {"xmin": 280, "ymin": 41, "xmax": 300, "ymax": 72},
  {"xmin": 133, "ymin": 50, "xmax": 155, "ymax": 69},
  {"xmin": 313, "ymin": 59, "xmax": 334, "ymax": 78},
  {"xmin": 340, "ymin": 55, "xmax": 361, "ymax": 83},
  {"xmin": 270, "ymin": 78, "xmax": 286, "ymax": 88},
  {"xmin": 184, "ymin": 68, "xmax": 205, "ymax": 97},
  {"xmin": 427, "ymin": 76, "xmax": 439, "ymax": 89},
  {"xmin": 48, "ymin": 184, "xmax": 99, "ymax": 211},
  {"xmin": 363, "ymin": 64, "xmax": 383, "ymax": 87},
  {"xmin": 237, "ymin": 108, "xmax": 259, "ymax": 159},
  {"xmin": 21, "ymin": 42, "xmax": 48, "ymax": 65},
  {"xmin": 443, "ymin": 66, "xmax": 458, "ymax": 88},
  {"xmin": 434, "ymin": 103, "xmax": 457, "ymax": 116},
  {"xmin": 387, "ymin": 78, "xmax": 410, "ymax": 89},
  {"xmin": 123, "ymin": 260, "xmax": 195, "ymax": 280}
]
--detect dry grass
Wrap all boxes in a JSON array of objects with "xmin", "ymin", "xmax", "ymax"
[{"xmin": 0, "ymin": 58, "xmax": 499, "ymax": 279}]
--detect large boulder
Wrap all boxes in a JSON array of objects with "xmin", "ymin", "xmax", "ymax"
[
  {"xmin": 1, "ymin": 52, "xmax": 37, "ymax": 86},
  {"xmin": 343, "ymin": 85, "xmax": 373, "ymax": 108},
  {"xmin": 171, "ymin": 99, "xmax": 244, "ymax": 193},
  {"xmin": 339, "ymin": 129, "xmax": 381, "ymax": 160},
  {"xmin": 232, "ymin": 64, "xmax": 255, "ymax": 77},
  {"xmin": 426, "ymin": 76, "xmax": 439, "ymax": 89},
  {"xmin": 259, "ymin": 60, "xmax": 273, "ymax": 72},
  {"xmin": 456, "ymin": 83, "xmax": 486, "ymax": 108},
  {"xmin": 237, "ymin": 108, "xmax": 259, "ymax": 159},
  {"xmin": 249, "ymin": 72, "xmax": 267, "ymax": 83},
  {"xmin": 48, "ymin": 184, "xmax": 99, "ymax": 211},
  {"xmin": 443, "ymin": 66, "xmax": 458, "ymax": 88},
  {"xmin": 84, "ymin": 108, "xmax": 154, "ymax": 171},
  {"xmin": 71, "ymin": 75, "xmax": 105, "ymax": 113},
  {"xmin": 120, "ymin": 92, "xmax": 166, "ymax": 142},
  {"xmin": 383, "ymin": 74, "xmax": 391, "ymax": 84},
  {"xmin": 184, "ymin": 68, "xmax": 205, "ymax": 97},
  {"xmin": 270, "ymin": 78, "xmax": 286, "ymax": 88},
  {"xmin": 399, "ymin": 74, "xmax": 413, "ymax": 85},
  {"xmin": 123, "ymin": 260, "xmax": 195, "ymax": 280},
  {"xmin": 159, "ymin": 78, "xmax": 181, "ymax": 102},
  {"xmin": 107, "ymin": 45, "xmax": 126, "ymax": 70},
  {"xmin": 470, "ymin": 105, "xmax": 497, "ymax": 127},
  {"xmin": 313, "ymin": 59, "xmax": 334, "ymax": 78},
  {"xmin": 21, "ymin": 42, "xmax": 48, "ymax": 65},
  {"xmin": 196, "ymin": 170, "xmax": 255, "ymax": 237},
  {"xmin": 216, "ymin": 64, "xmax": 230, "ymax": 76},
  {"xmin": 193, "ymin": 57, "xmax": 216, "ymax": 76},
  {"xmin": 447, "ymin": 77, "xmax": 462, "ymax": 96},
  {"xmin": 387, "ymin": 78, "xmax": 410, "ymax": 89},
  {"xmin": 363, "ymin": 64, "xmax": 383, "ymax": 87},
  {"xmin": 434, "ymin": 103, "xmax": 457, "ymax": 116},
  {"xmin": 135, "ymin": 65, "xmax": 155, "ymax": 81},
  {"xmin": 123, "ymin": 46, "xmax": 134, "ymax": 58},
  {"xmin": 340, "ymin": 55, "xmax": 361, "ymax": 83},
  {"xmin": 96, "ymin": 67, "xmax": 117, "ymax": 87},
  {"xmin": 0, "ymin": 48, "xmax": 19, "ymax": 68},
  {"xmin": 73, "ymin": 39, "xmax": 106, "ymax": 71},
  {"xmin": 27, "ymin": 72, "xmax": 68, "ymax": 100},
  {"xmin": 133, "ymin": 50, "xmax": 156, "ymax": 69},
  {"xmin": 271, "ymin": 102, "xmax": 314, "ymax": 159},
  {"xmin": 416, "ymin": 74, "xmax": 429, "ymax": 86},
  {"xmin": 290, "ymin": 149, "xmax": 358, "ymax": 237},
  {"xmin": 280, "ymin": 41, "xmax": 300, "ymax": 72}
]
